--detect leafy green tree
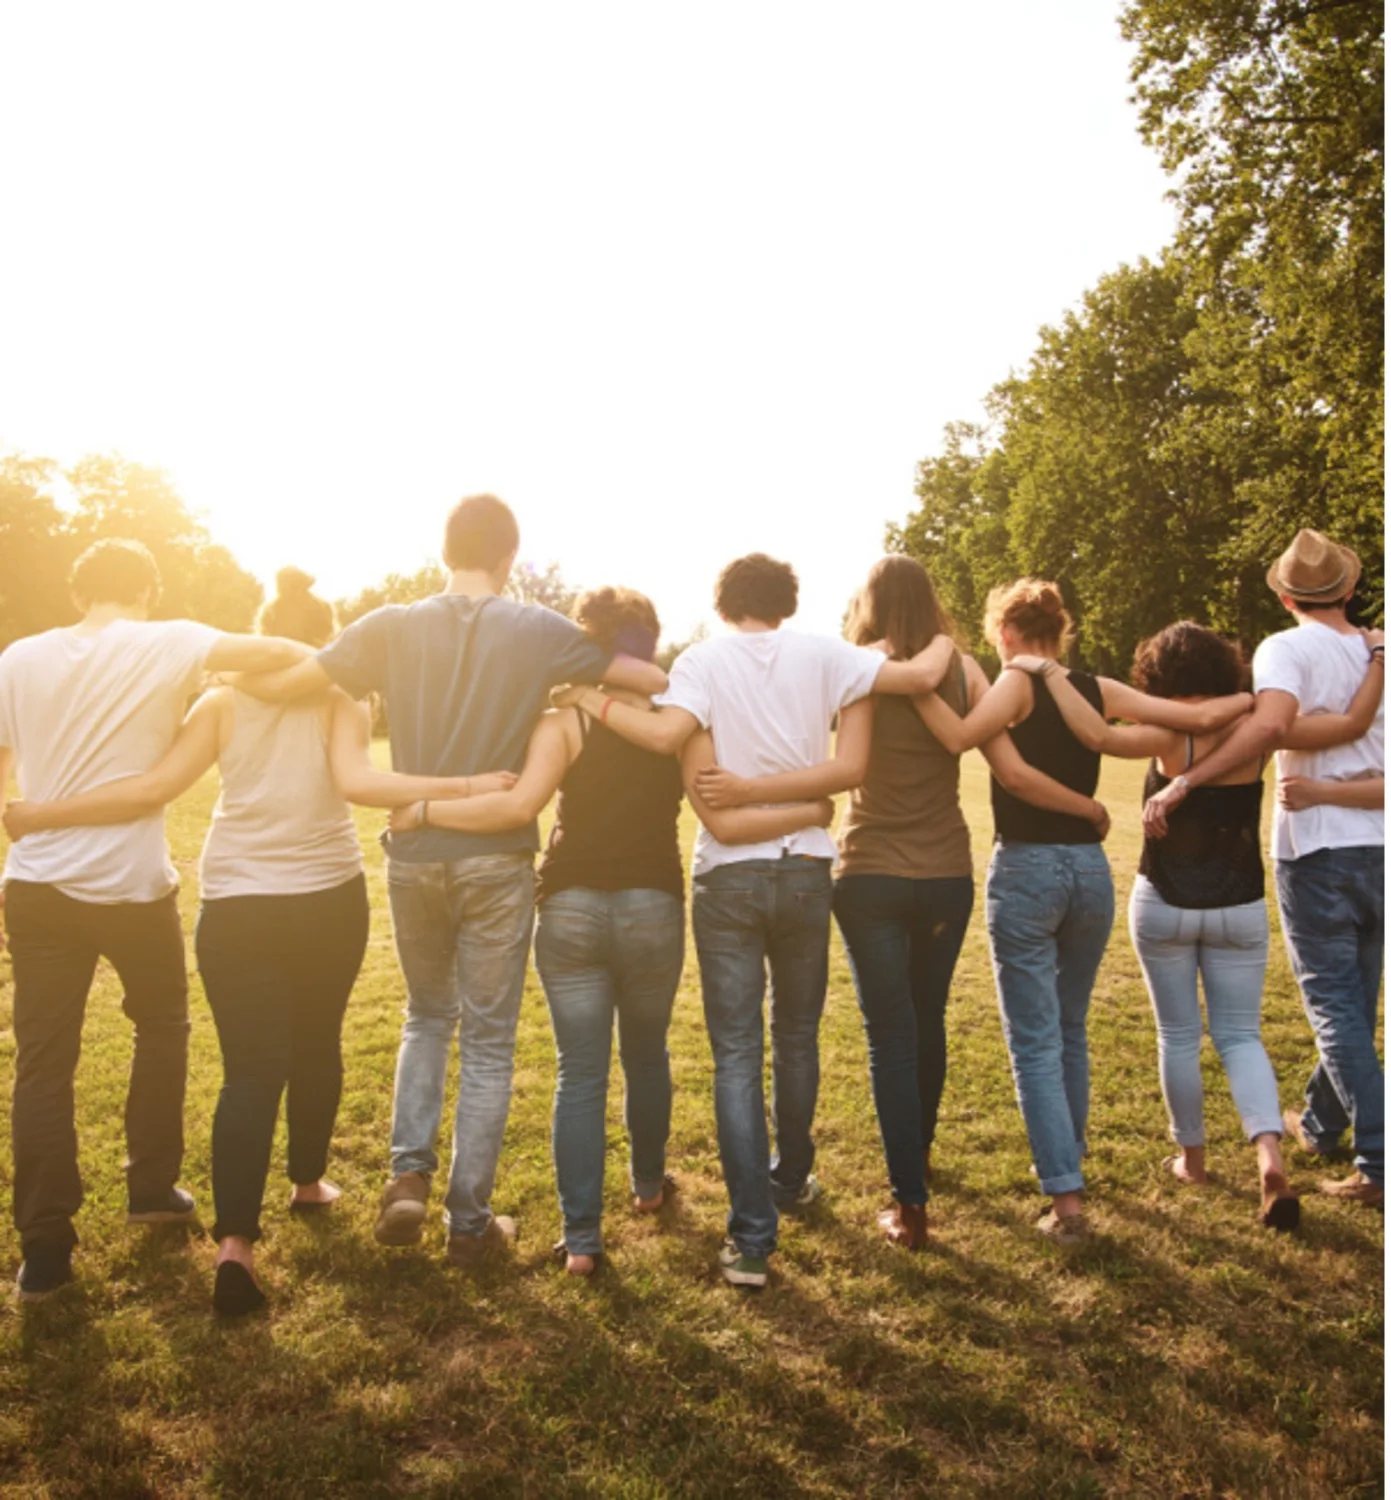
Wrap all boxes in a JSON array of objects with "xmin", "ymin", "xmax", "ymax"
[
  {"xmin": 506, "ymin": 560, "xmax": 578, "ymax": 617},
  {"xmin": 0, "ymin": 456, "xmax": 76, "ymax": 648},
  {"xmin": 336, "ymin": 563, "xmax": 444, "ymax": 626}
]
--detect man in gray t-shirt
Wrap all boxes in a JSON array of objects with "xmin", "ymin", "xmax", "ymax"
[{"xmin": 242, "ymin": 495, "xmax": 665, "ymax": 1263}]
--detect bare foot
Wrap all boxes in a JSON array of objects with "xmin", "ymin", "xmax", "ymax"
[
  {"xmin": 1164, "ymin": 1152, "xmax": 1208, "ymax": 1186},
  {"xmin": 291, "ymin": 1179, "xmax": 342, "ymax": 1207},
  {"xmin": 215, "ymin": 1235, "xmax": 255, "ymax": 1272},
  {"xmin": 1260, "ymin": 1168, "xmax": 1301, "ymax": 1230},
  {"xmin": 633, "ymin": 1176, "xmax": 673, "ymax": 1214},
  {"xmin": 565, "ymin": 1253, "xmax": 597, "ymax": 1277}
]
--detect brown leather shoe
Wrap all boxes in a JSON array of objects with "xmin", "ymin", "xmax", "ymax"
[
  {"xmin": 447, "ymin": 1214, "xmax": 518, "ymax": 1267},
  {"xmin": 1316, "ymin": 1172, "xmax": 1384, "ymax": 1206},
  {"xmin": 877, "ymin": 1202, "xmax": 928, "ymax": 1251},
  {"xmin": 373, "ymin": 1171, "xmax": 430, "ymax": 1246}
]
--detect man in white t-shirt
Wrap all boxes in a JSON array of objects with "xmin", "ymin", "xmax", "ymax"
[
  {"xmin": 0, "ymin": 539, "xmax": 311, "ymax": 1300},
  {"xmin": 562, "ymin": 553, "xmax": 953, "ymax": 1287},
  {"xmin": 1143, "ymin": 530, "xmax": 1385, "ymax": 1205}
]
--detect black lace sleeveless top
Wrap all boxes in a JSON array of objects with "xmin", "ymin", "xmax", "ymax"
[{"xmin": 1138, "ymin": 748, "xmax": 1265, "ymax": 908}]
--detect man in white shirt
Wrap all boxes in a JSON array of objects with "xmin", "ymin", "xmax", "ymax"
[
  {"xmin": 563, "ymin": 553, "xmax": 953, "ymax": 1287},
  {"xmin": 0, "ymin": 539, "xmax": 311, "ymax": 1300},
  {"xmin": 1144, "ymin": 530, "xmax": 1385, "ymax": 1205}
]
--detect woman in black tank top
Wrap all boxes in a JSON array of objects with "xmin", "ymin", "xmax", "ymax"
[{"xmin": 1016, "ymin": 621, "xmax": 1381, "ymax": 1231}]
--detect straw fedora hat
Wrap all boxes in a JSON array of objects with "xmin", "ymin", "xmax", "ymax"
[{"xmin": 1266, "ymin": 529, "xmax": 1362, "ymax": 603}]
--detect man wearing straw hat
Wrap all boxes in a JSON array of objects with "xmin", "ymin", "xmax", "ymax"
[{"xmin": 1144, "ymin": 530, "xmax": 1385, "ymax": 1206}]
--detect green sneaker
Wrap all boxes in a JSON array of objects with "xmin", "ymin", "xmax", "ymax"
[{"xmin": 718, "ymin": 1238, "xmax": 768, "ymax": 1289}]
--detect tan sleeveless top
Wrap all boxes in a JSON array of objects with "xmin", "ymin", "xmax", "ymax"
[
  {"xmin": 836, "ymin": 652, "xmax": 972, "ymax": 880},
  {"xmin": 199, "ymin": 694, "xmax": 363, "ymax": 900}
]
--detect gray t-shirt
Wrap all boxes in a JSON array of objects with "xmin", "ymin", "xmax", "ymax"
[{"xmin": 318, "ymin": 592, "xmax": 609, "ymax": 861}]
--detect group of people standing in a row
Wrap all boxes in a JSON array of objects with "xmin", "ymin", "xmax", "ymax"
[{"xmin": 0, "ymin": 497, "xmax": 1382, "ymax": 1313}]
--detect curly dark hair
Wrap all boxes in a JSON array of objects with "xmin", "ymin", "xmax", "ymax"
[
  {"xmin": 69, "ymin": 539, "xmax": 162, "ymax": 611},
  {"xmin": 714, "ymin": 553, "xmax": 798, "ymax": 624},
  {"xmin": 572, "ymin": 586, "xmax": 661, "ymax": 661},
  {"xmin": 1131, "ymin": 621, "xmax": 1247, "ymax": 698}
]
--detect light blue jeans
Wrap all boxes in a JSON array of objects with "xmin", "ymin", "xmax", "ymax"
[
  {"xmin": 534, "ymin": 887, "xmax": 685, "ymax": 1257},
  {"xmin": 386, "ymin": 852, "xmax": 535, "ymax": 1237},
  {"xmin": 692, "ymin": 856, "xmax": 834, "ymax": 1260},
  {"xmin": 1276, "ymin": 845, "xmax": 1384, "ymax": 1186},
  {"xmin": 985, "ymin": 842, "xmax": 1115, "ymax": 1197},
  {"xmin": 1129, "ymin": 876, "xmax": 1281, "ymax": 1146}
]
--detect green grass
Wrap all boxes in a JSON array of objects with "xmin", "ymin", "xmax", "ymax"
[{"xmin": 0, "ymin": 752, "xmax": 1382, "ymax": 1497}]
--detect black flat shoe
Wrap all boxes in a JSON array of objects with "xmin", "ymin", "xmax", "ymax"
[{"xmin": 213, "ymin": 1261, "xmax": 267, "ymax": 1317}]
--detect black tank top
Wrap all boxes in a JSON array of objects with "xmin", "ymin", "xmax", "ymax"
[
  {"xmin": 536, "ymin": 714, "xmax": 684, "ymax": 903},
  {"xmin": 1138, "ymin": 747, "xmax": 1265, "ymax": 908},
  {"xmin": 991, "ymin": 672, "xmax": 1104, "ymax": 845}
]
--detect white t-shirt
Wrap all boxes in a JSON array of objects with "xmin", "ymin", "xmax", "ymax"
[
  {"xmin": 657, "ymin": 629, "xmax": 885, "ymax": 876},
  {"xmin": 1252, "ymin": 621, "xmax": 1384, "ymax": 861},
  {"xmin": 0, "ymin": 618, "xmax": 220, "ymax": 902}
]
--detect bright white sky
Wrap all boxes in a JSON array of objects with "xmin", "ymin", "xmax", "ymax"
[{"xmin": 1, "ymin": 3, "xmax": 1175, "ymax": 642}]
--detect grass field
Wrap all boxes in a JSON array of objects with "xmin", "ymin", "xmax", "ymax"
[{"xmin": 0, "ymin": 751, "xmax": 1382, "ymax": 1497}]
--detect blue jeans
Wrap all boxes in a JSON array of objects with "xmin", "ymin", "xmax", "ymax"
[
  {"xmin": 1129, "ymin": 877, "xmax": 1281, "ymax": 1146},
  {"xmin": 534, "ymin": 887, "xmax": 685, "ymax": 1257},
  {"xmin": 985, "ymin": 842, "xmax": 1114, "ymax": 1197},
  {"xmin": 832, "ymin": 873, "xmax": 974, "ymax": 1206},
  {"xmin": 1276, "ymin": 845, "xmax": 1384, "ymax": 1185},
  {"xmin": 692, "ymin": 856, "xmax": 834, "ymax": 1259},
  {"xmin": 386, "ymin": 852, "xmax": 535, "ymax": 1236}
]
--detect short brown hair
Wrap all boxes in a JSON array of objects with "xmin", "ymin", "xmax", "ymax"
[
  {"xmin": 443, "ymin": 493, "xmax": 520, "ymax": 573},
  {"xmin": 845, "ymin": 554, "xmax": 956, "ymax": 659},
  {"xmin": 714, "ymin": 553, "xmax": 798, "ymax": 624},
  {"xmin": 69, "ymin": 539, "xmax": 162, "ymax": 610},
  {"xmin": 258, "ymin": 567, "xmax": 337, "ymax": 647},
  {"xmin": 983, "ymin": 577, "xmax": 1074, "ymax": 653},
  {"xmin": 572, "ymin": 586, "xmax": 661, "ymax": 661},
  {"xmin": 1131, "ymin": 621, "xmax": 1246, "ymax": 699}
]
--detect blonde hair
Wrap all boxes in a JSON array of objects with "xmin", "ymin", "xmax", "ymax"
[
  {"xmin": 983, "ymin": 577, "xmax": 1074, "ymax": 653},
  {"xmin": 257, "ymin": 567, "xmax": 337, "ymax": 647}
]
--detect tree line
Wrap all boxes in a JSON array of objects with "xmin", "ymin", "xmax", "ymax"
[{"xmin": 894, "ymin": 0, "xmax": 1383, "ymax": 672}]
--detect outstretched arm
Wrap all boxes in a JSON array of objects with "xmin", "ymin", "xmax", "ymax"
[
  {"xmin": 328, "ymin": 693, "xmax": 510, "ymax": 808},
  {"xmin": 204, "ymin": 633, "xmax": 313, "ymax": 675},
  {"xmin": 1280, "ymin": 648, "xmax": 1384, "ymax": 749},
  {"xmin": 682, "ymin": 731, "xmax": 833, "ymax": 845},
  {"xmin": 1007, "ymin": 660, "xmax": 1177, "ymax": 759},
  {"xmin": 1279, "ymin": 775, "xmax": 1384, "ymax": 812},
  {"xmin": 692, "ymin": 698, "xmax": 873, "ymax": 808},
  {"xmin": 598, "ymin": 655, "xmax": 669, "ymax": 697},
  {"xmin": 2, "ymin": 693, "xmax": 225, "ymax": 839},
  {"xmin": 556, "ymin": 685, "xmax": 700, "ymax": 757},
  {"xmin": 913, "ymin": 667, "xmax": 1033, "ymax": 755},
  {"xmin": 391, "ymin": 712, "xmax": 573, "ymax": 834},
  {"xmin": 869, "ymin": 634, "xmax": 957, "ymax": 695},
  {"xmin": 1096, "ymin": 675, "xmax": 1253, "ymax": 735},
  {"xmin": 236, "ymin": 656, "xmax": 334, "ymax": 704},
  {"xmin": 978, "ymin": 731, "xmax": 1110, "ymax": 837}
]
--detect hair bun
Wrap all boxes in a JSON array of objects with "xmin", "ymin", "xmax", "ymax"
[{"xmin": 274, "ymin": 566, "xmax": 316, "ymax": 598}]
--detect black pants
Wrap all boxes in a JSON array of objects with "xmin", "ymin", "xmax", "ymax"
[
  {"xmin": 5, "ymin": 880, "xmax": 190, "ymax": 1254},
  {"xmin": 195, "ymin": 875, "xmax": 370, "ymax": 1242}
]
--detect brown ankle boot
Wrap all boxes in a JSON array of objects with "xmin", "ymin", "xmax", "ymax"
[{"xmin": 877, "ymin": 1202, "xmax": 928, "ymax": 1250}]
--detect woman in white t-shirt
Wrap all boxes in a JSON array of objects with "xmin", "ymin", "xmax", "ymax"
[{"xmin": 5, "ymin": 570, "xmax": 507, "ymax": 1314}]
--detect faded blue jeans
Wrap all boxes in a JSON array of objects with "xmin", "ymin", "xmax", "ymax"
[
  {"xmin": 985, "ymin": 842, "xmax": 1115, "ymax": 1197},
  {"xmin": 386, "ymin": 852, "xmax": 535, "ymax": 1237},
  {"xmin": 1276, "ymin": 845, "xmax": 1384, "ymax": 1186},
  {"xmin": 534, "ymin": 887, "xmax": 685, "ymax": 1257},
  {"xmin": 692, "ymin": 856, "xmax": 834, "ymax": 1260}
]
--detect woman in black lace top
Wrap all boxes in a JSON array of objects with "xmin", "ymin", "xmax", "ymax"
[{"xmin": 1023, "ymin": 622, "xmax": 1382, "ymax": 1230}]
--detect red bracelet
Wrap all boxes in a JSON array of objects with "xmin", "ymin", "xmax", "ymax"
[{"xmin": 600, "ymin": 696, "xmax": 616, "ymax": 726}]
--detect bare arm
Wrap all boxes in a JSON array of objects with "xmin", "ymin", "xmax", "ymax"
[
  {"xmin": 1280, "ymin": 651, "xmax": 1384, "ymax": 749},
  {"xmin": 597, "ymin": 655, "xmax": 669, "ymax": 697},
  {"xmin": 327, "ymin": 693, "xmax": 511, "ymax": 808},
  {"xmin": 2, "ymin": 693, "xmax": 224, "ymax": 838},
  {"xmin": 1008, "ymin": 662, "xmax": 1177, "ymax": 759},
  {"xmin": 558, "ymin": 685, "xmax": 700, "ymax": 757},
  {"xmin": 1097, "ymin": 675, "xmax": 1253, "ymax": 734},
  {"xmin": 682, "ymin": 732, "xmax": 833, "ymax": 845},
  {"xmin": 913, "ymin": 667, "xmax": 1033, "ymax": 754},
  {"xmin": 978, "ymin": 731, "xmax": 1110, "ymax": 835},
  {"xmin": 692, "ymin": 698, "xmax": 874, "ymax": 808},
  {"xmin": 204, "ymin": 633, "xmax": 313, "ymax": 674},
  {"xmin": 1279, "ymin": 775, "xmax": 1385, "ymax": 812},
  {"xmin": 391, "ymin": 712, "xmax": 574, "ymax": 834},
  {"xmin": 1143, "ymin": 688, "xmax": 1299, "ymax": 837},
  {"xmin": 236, "ymin": 656, "xmax": 334, "ymax": 703},
  {"xmin": 869, "ymin": 633, "xmax": 956, "ymax": 696}
]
